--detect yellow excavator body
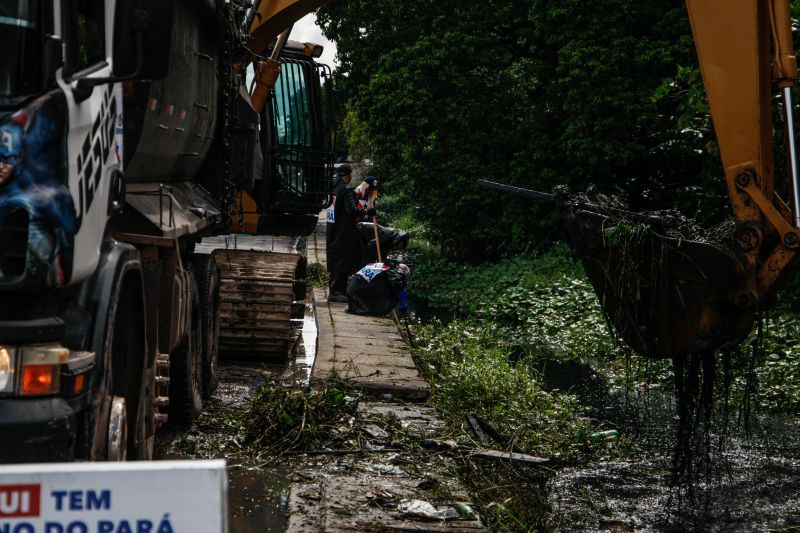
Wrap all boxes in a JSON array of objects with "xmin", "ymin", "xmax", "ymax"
[{"xmin": 214, "ymin": 0, "xmax": 332, "ymax": 360}]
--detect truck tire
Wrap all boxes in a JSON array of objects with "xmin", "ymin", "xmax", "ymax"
[
  {"xmin": 80, "ymin": 275, "xmax": 148, "ymax": 461},
  {"xmin": 193, "ymin": 254, "xmax": 220, "ymax": 400},
  {"xmin": 169, "ymin": 272, "xmax": 204, "ymax": 422}
]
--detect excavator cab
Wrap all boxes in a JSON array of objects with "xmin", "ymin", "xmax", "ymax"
[
  {"xmin": 259, "ymin": 43, "xmax": 336, "ymax": 216},
  {"xmin": 230, "ymin": 40, "xmax": 336, "ymax": 235},
  {"xmin": 223, "ymin": 0, "xmax": 340, "ymax": 236}
]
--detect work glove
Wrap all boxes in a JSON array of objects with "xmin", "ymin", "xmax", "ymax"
[{"xmin": 366, "ymin": 207, "xmax": 377, "ymax": 218}]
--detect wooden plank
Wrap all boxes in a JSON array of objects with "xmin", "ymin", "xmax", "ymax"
[
  {"xmin": 472, "ymin": 450, "xmax": 550, "ymax": 465},
  {"xmin": 220, "ymin": 309, "xmax": 291, "ymax": 320}
]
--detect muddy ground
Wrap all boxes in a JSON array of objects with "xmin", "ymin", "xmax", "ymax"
[
  {"xmin": 155, "ymin": 313, "xmax": 314, "ymax": 532},
  {"xmin": 155, "ymin": 309, "xmax": 484, "ymax": 532}
]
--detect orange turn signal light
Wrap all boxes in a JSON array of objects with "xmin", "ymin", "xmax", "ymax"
[
  {"xmin": 73, "ymin": 374, "xmax": 86, "ymax": 393},
  {"xmin": 21, "ymin": 364, "xmax": 59, "ymax": 396}
]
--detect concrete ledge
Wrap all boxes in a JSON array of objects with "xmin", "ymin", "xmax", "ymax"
[{"xmin": 310, "ymin": 288, "xmax": 430, "ymax": 401}]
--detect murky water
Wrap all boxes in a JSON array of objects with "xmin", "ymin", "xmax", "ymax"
[
  {"xmin": 258, "ymin": 305, "xmax": 317, "ymax": 387},
  {"xmin": 227, "ymin": 463, "xmax": 293, "ymax": 533},
  {"xmin": 156, "ymin": 307, "xmax": 318, "ymax": 532},
  {"xmin": 540, "ymin": 359, "xmax": 800, "ymax": 532}
]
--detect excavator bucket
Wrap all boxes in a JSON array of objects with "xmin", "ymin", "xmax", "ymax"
[{"xmin": 555, "ymin": 189, "xmax": 755, "ymax": 359}]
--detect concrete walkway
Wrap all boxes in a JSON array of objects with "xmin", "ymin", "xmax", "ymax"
[
  {"xmin": 312, "ymin": 289, "xmax": 430, "ymax": 400},
  {"xmin": 308, "ymin": 219, "xmax": 430, "ymax": 400},
  {"xmin": 286, "ymin": 218, "xmax": 485, "ymax": 531}
]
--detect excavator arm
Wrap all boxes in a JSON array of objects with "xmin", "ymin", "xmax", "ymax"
[
  {"xmin": 686, "ymin": 0, "xmax": 800, "ymax": 307},
  {"xmin": 249, "ymin": 0, "xmax": 333, "ymax": 53},
  {"xmin": 247, "ymin": 0, "xmax": 333, "ymax": 114},
  {"xmin": 555, "ymin": 0, "xmax": 800, "ymax": 359}
]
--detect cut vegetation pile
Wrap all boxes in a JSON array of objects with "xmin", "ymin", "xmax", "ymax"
[{"xmin": 245, "ymin": 381, "xmax": 359, "ymax": 456}]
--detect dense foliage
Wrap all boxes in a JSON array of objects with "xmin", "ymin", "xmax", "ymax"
[
  {"xmin": 411, "ymin": 245, "xmax": 619, "ymax": 359},
  {"xmin": 408, "ymin": 245, "xmax": 800, "ymax": 415},
  {"xmin": 317, "ymin": 0, "xmax": 721, "ymax": 259}
]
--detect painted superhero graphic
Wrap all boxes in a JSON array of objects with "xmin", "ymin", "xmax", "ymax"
[{"xmin": 0, "ymin": 90, "xmax": 76, "ymax": 288}]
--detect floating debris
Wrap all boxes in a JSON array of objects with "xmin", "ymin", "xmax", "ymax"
[{"xmin": 397, "ymin": 499, "xmax": 461, "ymax": 521}]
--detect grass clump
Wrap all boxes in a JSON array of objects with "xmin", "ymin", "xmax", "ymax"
[
  {"xmin": 413, "ymin": 321, "xmax": 586, "ymax": 458},
  {"xmin": 244, "ymin": 380, "xmax": 358, "ymax": 456},
  {"xmin": 306, "ymin": 262, "xmax": 329, "ymax": 289}
]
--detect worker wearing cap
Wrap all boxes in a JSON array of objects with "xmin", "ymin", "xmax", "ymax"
[
  {"xmin": 355, "ymin": 175, "xmax": 379, "ymax": 221},
  {"xmin": 327, "ymin": 164, "xmax": 374, "ymax": 301}
]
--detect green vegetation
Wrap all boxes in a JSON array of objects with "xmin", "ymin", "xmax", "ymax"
[
  {"xmin": 414, "ymin": 321, "xmax": 585, "ymax": 457},
  {"xmin": 753, "ymin": 307, "xmax": 800, "ymax": 414},
  {"xmin": 411, "ymin": 247, "xmax": 619, "ymax": 359},
  {"xmin": 306, "ymin": 261, "xmax": 329, "ymax": 288},
  {"xmin": 318, "ymin": 0, "xmax": 716, "ymax": 259},
  {"xmin": 245, "ymin": 380, "xmax": 357, "ymax": 455}
]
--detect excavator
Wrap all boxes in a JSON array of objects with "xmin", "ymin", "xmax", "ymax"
[{"xmin": 553, "ymin": 0, "xmax": 800, "ymax": 360}]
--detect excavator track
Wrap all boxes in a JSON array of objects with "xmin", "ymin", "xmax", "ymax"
[{"xmin": 206, "ymin": 242, "xmax": 307, "ymax": 360}]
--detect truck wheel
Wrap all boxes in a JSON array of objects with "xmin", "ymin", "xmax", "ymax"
[
  {"xmin": 81, "ymin": 277, "xmax": 148, "ymax": 461},
  {"xmin": 169, "ymin": 273, "xmax": 204, "ymax": 422},
  {"xmin": 193, "ymin": 254, "xmax": 220, "ymax": 399}
]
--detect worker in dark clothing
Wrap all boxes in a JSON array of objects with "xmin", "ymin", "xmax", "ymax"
[{"xmin": 326, "ymin": 164, "xmax": 374, "ymax": 302}]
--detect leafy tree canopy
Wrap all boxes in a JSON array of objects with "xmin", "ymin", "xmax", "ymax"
[{"xmin": 318, "ymin": 0, "xmax": 732, "ymax": 259}]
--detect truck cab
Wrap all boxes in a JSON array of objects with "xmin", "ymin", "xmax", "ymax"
[{"xmin": 0, "ymin": 0, "xmax": 335, "ymax": 463}]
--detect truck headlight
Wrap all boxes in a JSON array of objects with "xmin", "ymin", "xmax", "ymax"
[{"xmin": 0, "ymin": 347, "xmax": 13, "ymax": 393}]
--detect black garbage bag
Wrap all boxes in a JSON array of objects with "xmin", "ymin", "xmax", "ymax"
[
  {"xmin": 357, "ymin": 222, "xmax": 410, "ymax": 263},
  {"xmin": 346, "ymin": 261, "xmax": 410, "ymax": 315}
]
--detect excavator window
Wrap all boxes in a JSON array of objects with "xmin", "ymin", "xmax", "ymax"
[
  {"xmin": 261, "ymin": 58, "xmax": 335, "ymax": 214},
  {"xmin": 274, "ymin": 62, "xmax": 313, "ymax": 148}
]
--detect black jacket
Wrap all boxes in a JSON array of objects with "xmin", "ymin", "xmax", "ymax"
[
  {"xmin": 326, "ymin": 177, "xmax": 366, "ymax": 273},
  {"xmin": 346, "ymin": 262, "xmax": 408, "ymax": 315}
]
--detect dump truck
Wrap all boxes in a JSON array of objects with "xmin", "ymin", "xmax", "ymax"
[{"xmin": 0, "ymin": 0, "xmax": 333, "ymax": 462}]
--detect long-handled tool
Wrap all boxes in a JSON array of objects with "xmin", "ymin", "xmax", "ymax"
[
  {"xmin": 368, "ymin": 190, "xmax": 415, "ymax": 346},
  {"xmin": 370, "ymin": 189, "xmax": 383, "ymax": 262}
]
